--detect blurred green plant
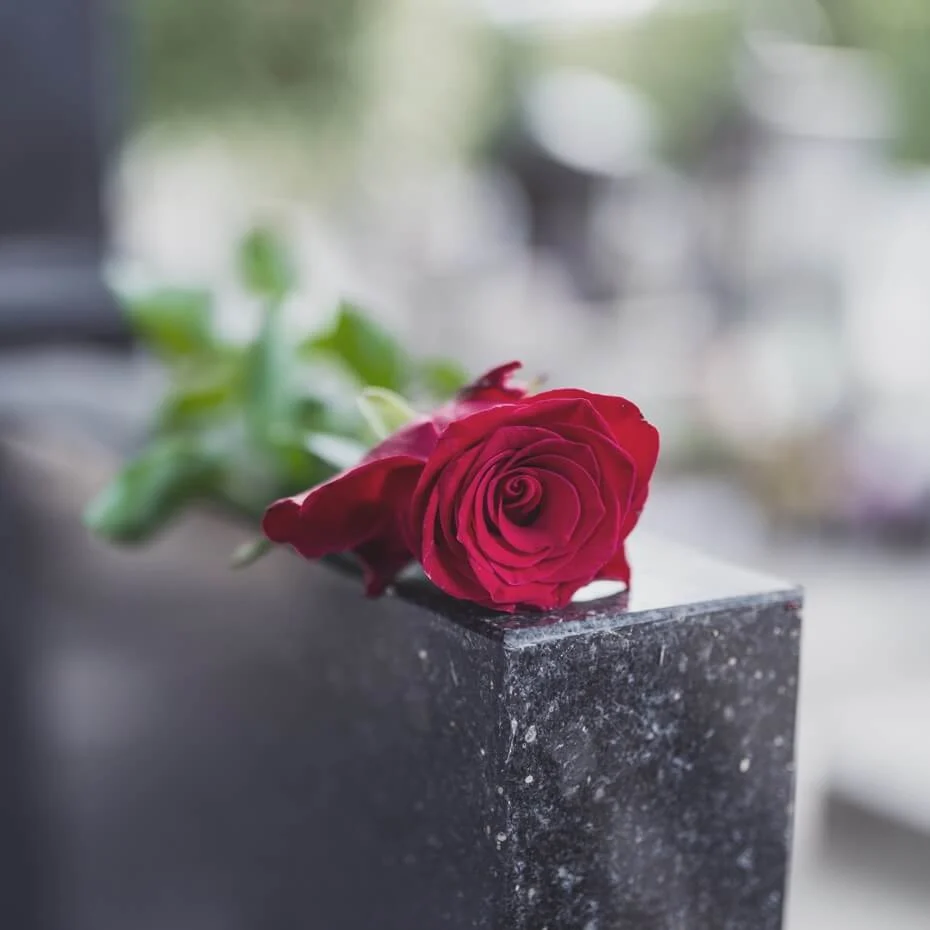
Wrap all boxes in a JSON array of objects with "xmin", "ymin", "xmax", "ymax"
[
  {"xmin": 826, "ymin": 0, "xmax": 930, "ymax": 164},
  {"xmin": 84, "ymin": 227, "xmax": 469, "ymax": 551},
  {"xmin": 132, "ymin": 0, "xmax": 376, "ymax": 128}
]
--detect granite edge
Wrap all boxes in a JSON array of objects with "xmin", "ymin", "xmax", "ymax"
[{"xmin": 322, "ymin": 551, "xmax": 803, "ymax": 649}]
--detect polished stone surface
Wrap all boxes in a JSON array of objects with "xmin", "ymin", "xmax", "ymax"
[
  {"xmin": 395, "ymin": 536, "xmax": 802, "ymax": 930},
  {"xmin": 4, "ymin": 435, "xmax": 801, "ymax": 930}
]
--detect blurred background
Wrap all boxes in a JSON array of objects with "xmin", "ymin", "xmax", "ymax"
[{"xmin": 2, "ymin": 0, "xmax": 930, "ymax": 927}]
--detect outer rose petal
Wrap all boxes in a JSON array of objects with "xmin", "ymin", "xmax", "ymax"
[
  {"xmin": 596, "ymin": 544, "xmax": 632, "ymax": 585},
  {"xmin": 421, "ymin": 489, "xmax": 487, "ymax": 603},
  {"xmin": 352, "ymin": 466, "xmax": 423, "ymax": 594},
  {"xmin": 532, "ymin": 388, "xmax": 659, "ymax": 538},
  {"xmin": 263, "ymin": 457, "xmax": 424, "ymax": 593},
  {"xmin": 367, "ymin": 418, "xmax": 441, "ymax": 462},
  {"xmin": 261, "ymin": 492, "xmax": 309, "ymax": 549},
  {"xmin": 457, "ymin": 360, "xmax": 525, "ymax": 403},
  {"xmin": 262, "ymin": 419, "xmax": 441, "ymax": 594},
  {"xmin": 442, "ymin": 361, "xmax": 527, "ymax": 420},
  {"xmin": 535, "ymin": 388, "xmax": 659, "ymax": 487}
]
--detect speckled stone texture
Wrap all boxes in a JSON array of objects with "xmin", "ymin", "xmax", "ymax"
[
  {"xmin": 41, "ymin": 531, "xmax": 801, "ymax": 930},
  {"xmin": 391, "ymin": 536, "xmax": 802, "ymax": 930}
]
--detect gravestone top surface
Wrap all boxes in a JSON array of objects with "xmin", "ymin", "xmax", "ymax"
[{"xmin": 396, "ymin": 533, "xmax": 801, "ymax": 647}]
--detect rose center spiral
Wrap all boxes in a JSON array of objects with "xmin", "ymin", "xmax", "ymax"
[{"xmin": 498, "ymin": 471, "xmax": 543, "ymax": 526}]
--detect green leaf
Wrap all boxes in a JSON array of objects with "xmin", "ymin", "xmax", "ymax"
[
  {"xmin": 84, "ymin": 437, "xmax": 221, "ymax": 543},
  {"xmin": 305, "ymin": 432, "xmax": 367, "ymax": 472},
  {"xmin": 244, "ymin": 299, "xmax": 294, "ymax": 446},
  {"xmin": 157, "ymin": 351, "xmax": 243, "ymax": 432},
  {"xmin": 418, "ymin": 358, "xmax": 469, "ymax": 399},
  {"xmin": 209, "ymin": 420, "xmax": 286, "ymax": 518},
  {"xmin": 267, "ymin": 427, "xmax": 323, "ymax": 489},
  {"xmin": 357, "ymin": 387, "xmax": 417, "ymax": 440},
  {"xmin": 238, "ymin": 227, "xmax": 295, "ymax": 300},
  {"xmin": 123, "ymin": 288, "xmax": 213, "ymax": 359},
  {"xmin": 230, "ymin": 536, "xmax": 275, "ymax": 570},
  {"xmin": 292, "ymin": 395, "xmax": 328, "ymax": 432},
  {"xmin": 305, "ymin": 301, "xmax": 409, "ymax": 390}
]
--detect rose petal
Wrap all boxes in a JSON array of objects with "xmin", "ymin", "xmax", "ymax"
[
  {"xmin": 296, "ymin": 458, "xmax": 417, "ymax": 552},
  {"xmin": 452, "ymin": 449, "xmax": 512, "ymax": 531},
  {"xmin": 478, "ymin": 574, "xmax": 568, "ymax": 611},
  {"xmin": 355, "ymin": 528, "xmax": 415, "ymax": 597},
  {"xmin": 412, "ymin": 397, "xmax": 615, "ymax": 520},
  {"xmin": 596, "ymin": 544, "xmax": 632, "ymax": 585},
  {"xmin": 498, "ymin": 468, "xmax": 581, "ymax": 550},
  {"xmin": 465, "ymin": 453, "xmax": 603, "ymax": 590},
  {"xmin": 517, "ymin": 435, "xmax": 632, "ymax": 585},
  {"xmin": 262, "ymin": 494, "xmax": 308, "ymax": 547},
  {"xmin": 452, "ymin": 361, "xmax": 526, "ymax": 409},
  {"xmin": 536, "ymin": 388, "xmax": 659, "ymax": 485},
  {"xmin": 463, "ymin": 424, "xmax": 566, "ymax": 470},
  {"xmin": 498, "ymin": 471, "xmax": 543, "ymax": 522},
  {"xmin": 366, "ymin": 418, "xmax": 441, "ymax": 462},
  {"xmin": 262, "ymin": 455, "xmax": 424, "ymax": 593},
  {"xmin": 421, "ymin": 485, "xmax": 487, "ymax": 603},
  {"xmin": 447, "ymin": 448, "xmax": 507, "ymax": 547}
]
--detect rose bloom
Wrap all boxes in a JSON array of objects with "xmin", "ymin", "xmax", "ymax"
[{"xmin": 262, "ymin": 363, "xmax": 658, "ymax": 612}]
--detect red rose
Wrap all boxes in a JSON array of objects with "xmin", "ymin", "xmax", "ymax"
[
  {"xmin": 410, "ymin": 390, "xmax": 658, "ymax": 612},
  {"xmin": 261, "ymin": 362, "xmax": 527, "ymax": 595},
  {"xmin": 262, "ymin": 363, "xmax": 658, "ymax": 611}
]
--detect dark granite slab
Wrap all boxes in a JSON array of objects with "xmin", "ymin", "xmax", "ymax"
[
  {"xmin": 25, "ymin": 519, "xmax": 800, "ymax": 930},
  {"xmin": 2, "ymin": 425, "xmax": 802, "ymax": 930},
  {"xmin": 391, "ymin": 536, "xmax": 802, "ymax": 930}
]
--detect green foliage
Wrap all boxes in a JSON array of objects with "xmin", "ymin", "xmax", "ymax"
[
  {"xmin": 238, "ymin": 227, "xmax": 296, "ymax": 301},
  {"xmin": 157, "ymin": 350, "xmax": 243, "ymax": 432},
  {"xmin": 132, "ymin": 0, "xmax": 375, "ymax": 128},
  {"xmin": 417, "ymin": 358, "xmax": 469, "ymax": 398},
  {"xmin": 304, "ymin": 303, "xmax": 468, "ymax": 402},
  {"xmin": 87, "ymin": 225, "xmax": 470, "ymax": 550},
  {"xmin": 305, "ymin": 301, "xmax": 409, "ymax": 391},
  {"xmin": 304, "ymin": 433, "xmax": 367, "ymax": 472},
  {"xmin": 834, "ymin": 0, "xmax": 930, "ymax": 164},
  {"xmin": 84, "ymin": 436, "xmax": 221, "ymax": 543},
  {"xmin": 243, "ymin": 298, "xmax": 295, "ymax": 442},
  {"xmin": 230, "ymin": 536, "xmax": 274, "ymax": 570},
  {"xmin": 357, "ymin": 388, "xmax": 417, "ymax": 440},
  {"xmin": 123, "ymin": 288, "xmax": 213, "ymax": 360}
]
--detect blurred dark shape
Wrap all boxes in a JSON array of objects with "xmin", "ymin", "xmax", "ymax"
[
  {"xmin": 493, "ymin": 70, "xmax": 654, "ymax": 305},
  {"xmin": 0, "ymin": 0, "xmax": 126, "ymax": 347},
  {"xmin": 0, "ymin": 440, "xmax": 53, "ymax": 930},
  {"xmin": 824, "ymin": 793, "xmax": 930, "ymax": 892}
]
